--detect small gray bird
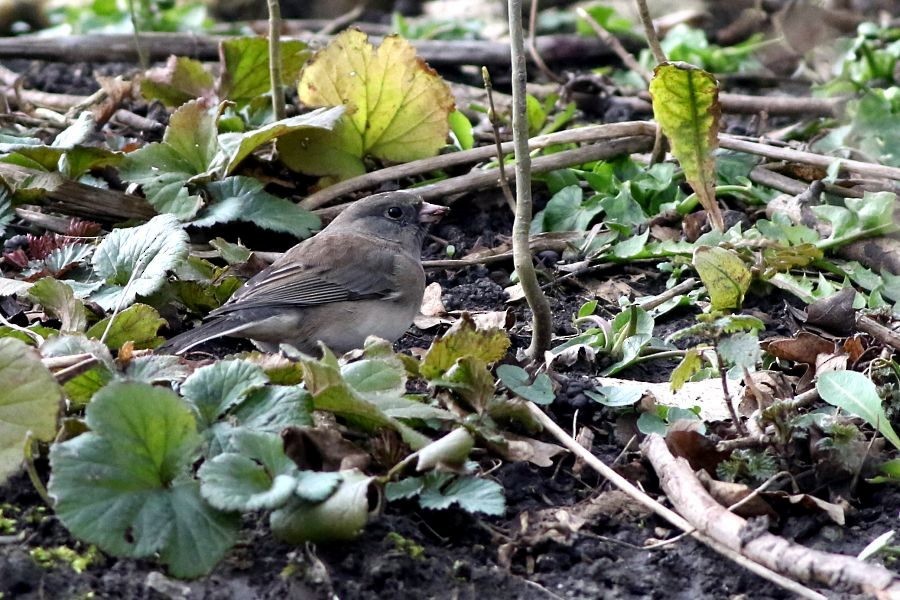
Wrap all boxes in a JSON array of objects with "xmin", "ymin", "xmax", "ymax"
[{"xmin": 161, "ymin": 191, "xmax": 448, "ymax": 355}]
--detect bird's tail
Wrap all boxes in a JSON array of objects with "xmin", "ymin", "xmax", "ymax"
[{"xmin": 157, "ymin": 317, "xmax": 255, "ymax": 355}]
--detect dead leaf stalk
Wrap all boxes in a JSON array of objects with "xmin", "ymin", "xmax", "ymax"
[
  {"xmin": 267, "ymin": 0, "xmax": 285, "ymax": 121},
  {"xmin": 481, "ymin": 67, "xmax": 517, "ymax": 213}
]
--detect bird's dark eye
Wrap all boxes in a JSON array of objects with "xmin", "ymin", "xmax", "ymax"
[{"xmin": 387, "ymin": 206, "xmax": 403, "ymax": 219}]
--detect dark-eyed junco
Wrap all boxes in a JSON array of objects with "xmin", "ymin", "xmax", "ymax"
[{"xmin": 160, "ymin": 191, "xmax": 448, "ymax": 355}]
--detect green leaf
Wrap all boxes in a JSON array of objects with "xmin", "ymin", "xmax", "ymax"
[
  {"xmin": 535, "ymin": 185, "xmax": 604, "ymax": 233},
  {"xmin": 692, "ymin": 246, "xmax": 751, "ymax": 311},
  {"xmin": 670, "ymin": 348, "xmax": 702, "ymax": 392},
  {"xmin": 584, "ymin": 385, "xmax": 643, "ymax": 407},
  {"xmin": 418, "ymin": 473, "xmax": 505, "ymax": 516},
  {"xmin": 718, "ymin": 332, "xmax": 760, "ymax": 370},
  {"xmin": 636, "ymin": 412, "xmax": 668, "ymax": 436},
  {"xmin": 649, "ymin": 62, "xmax": 723, "ymax": 230},
  {"xmin": 90, "ymin": 214, "xmax": 189, "ymax": 311},
  {"xmin": 209, "ymin": 107, "xmax": 345, "ymax": 178},
  {"xmin": 526, "ymin": 94, "xmax": 547, "ymax": 136},
  {"xmin": 294, "ymin": 471, "xmax": 343, "ymax": 502},
  {"xmin": 576, "ymin": 4, "xmax": 633, "ymax": 36},
  {"xmin": 219, "ymin": 37, "xmax": 310, "ymax": 105},
  {"xmin": 433, "ymin": 357, "xmax": 496, "ymax": 413},
  {"xmin": 199, "ymin": 430, "xmax": 298, "ymax": 511},
  {"xmin": 496, "ymin": 365, "xmax": 555, "ymax": 405},
  {"xmin": 342, "ymin": 357, "xmax": 406, "ymax": 397},
  {"xmin": 85, "ymin": 303, "xmax": 166, "ymax": 349},
  {"xmin": 141, "ymin": 56, "xmax": 215, "ymax": 107},
  {"xmin": 180, "ymin": 360, "xmax": 269, "ymax": 429},
  {"xmin": 300, "ymin": 355, "xmax": 429, "ymax": 449},
  {"xmin": 270, "ymin": 470, "xmax": 373, "ymax": 543},
  {"xmin": 420, "ymin": 315, "xmax": 510, "ymax": 380},
  {"xmin": 122, "ymin": 355, "xmax": 191, "ymax": 384},
  {"xmin": 230, "ymin": 385, "xmax": 314, "ymax": 432},
  {"xmin": 279, "ymin": 29, "xmax": 455, "ymax": 179},
  {"xmin": 448, "ymin": 110, "xmax": 474, "ymax": 150},
  {"xmin": 192, "ymin": 176, "xmax": 320, "ymax": 239},
  {"xmin": 27, "ymin": 277, "xmax": 87, "ymax": 333},
  {"xmin": 118, "ymin": 100, "xmax": 216, "ymax": 219},
  {"xmin": 385, "ymin": 476, "xmax": 424, "ymax": 501},
  {"xmin": 0, "ymin": 338, "xmax": 62, "ymax": 482},
  {"xmin": 48, "ymin": 382, "xmax": 238, "ymax": 578},
  {"xmin": 817, "ymin": 370, "xmax": 900, "ymax": 451}
]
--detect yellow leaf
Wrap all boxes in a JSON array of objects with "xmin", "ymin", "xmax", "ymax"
[
  {"xmin": 649, "ymin": 62, "xmax": 723, "ymax": 231},
  {"xmin": 692, "ymin": 246, "xmax": 751, "ymax": 311},
  {"xmin": 278, "ymin": 29, "xmax": 455, "ymax": 179},
  {"xmin": 421, "ymin": 314, "xmax": 510, "ymax": 380}
]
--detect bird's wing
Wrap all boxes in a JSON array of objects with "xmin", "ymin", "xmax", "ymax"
[{"xmin": 210, "ymin": 233, "xmax": 402, "ymax": 316}]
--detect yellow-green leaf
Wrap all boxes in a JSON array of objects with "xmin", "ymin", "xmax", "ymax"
[
  {"xmin": 0, "ymin": 338, "xmax": 62, "ymax": 482},
  {"xmin": 85, "ymin": 304, "xmax": 166, "ymax": 350},
  {"xmin": 278, "ymin": 29, "xmax": 455, "ymax": 180},
  {"xmin": 692, "ymin": 246, "xmax": 751, "ymax": 311},
  {"xmin": 421, "ymin": 315, "xmax": 510, "ymax": 380},
  {"xmin": 649, "ymin": 62, "xmax": 723, "ymax": 231},
  {"xmin": 670, "ymin": 348, "xmax": 702, "ymax": 392}
]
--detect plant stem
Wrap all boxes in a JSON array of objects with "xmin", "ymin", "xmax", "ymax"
[
  {"xmin": 23, "ymin": 433, "xmax": 52, "ymax": 508},
  {"xmin": 507, "ymin": 0, "xmax": 553, "ymax": 360},
  {"xmin": 267, "ymin": 0, "xmax": 285, "ymax": 121},
  {"xmin": 126, "ymin": 0, "xmax": 148, "ymax": 69},
  {"xmin": 715, "ymin": 346, "xmax": 747, "ymax": 436}
]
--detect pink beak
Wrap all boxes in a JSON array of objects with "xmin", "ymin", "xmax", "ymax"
[{"xmin": 418, "ymin": 201, "xmax": 449, "ymax": 223}]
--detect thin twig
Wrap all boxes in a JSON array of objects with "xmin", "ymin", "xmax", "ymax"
[
  {"xmin": 125, "ymin": 0, "xmax": 148, "ymax": 69},
  {"xmin": 715, "ymin": 347, "xmax": 748, "ymax": 436},
  {"xmin": 267, "ymin": 0, "xmax": 285, "ymax": 121},
  {"xmin": 316, "ymin": 2, "xmax": 365, "ymax": 35},
  {"xmin": 482, "ymin": 67, "xmax": 516, "ymax": 213},
  {"xmin": 634, "ymin": 0, "xmax": 667, "ymax": 64},
  {"xmin": 527, "ymin": 0, "xmax": 562, "ymax": 83},
  {"xmin": 53, "ymin": 357, "xmax": 101, "ymax": 384},
  {"xmin": 508, "ymin": 0, "xmax": 553, "ymax": 360},
  {"xmin": 638, "ymin": 277, "xmax": 697, "ymax": 311},
  {"xmin": 576, "ymin": 7, "xmax": 651, "ymax": 83}
]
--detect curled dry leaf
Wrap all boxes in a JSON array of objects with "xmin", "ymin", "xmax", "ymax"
[
  {"xmin": 695, "ymin": 470, "xmax": 778, "ymax": 521},
  {"xmin": 488, "ymin": 433, "xmax": 565, "ymax": 468},
  {"xmin": 764, "ymin": 331, "xmax": 836, "ymax": 366},
  {"xmin": 666, "ymin": 430, "xmax": 731, "ymax": 476},
  {"xmin": 805, "ymin": 286, "xmax": 855, "ymax": 335},
  {"xmin": 738, "ymin": 370, "xmax": 795, "ymax": 415}
]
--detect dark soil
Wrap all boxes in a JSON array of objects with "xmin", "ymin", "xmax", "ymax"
[{"xmin": 2, "ymin": 54, "xmax": 899, "ymax": 600}]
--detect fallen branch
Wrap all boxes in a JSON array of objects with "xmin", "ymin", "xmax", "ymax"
[
  {"xmin": 0, "ymin": 32, "xmax": 635, "ymax": 69},
  {"xmin": 313, "ymin": 136, "xmax": 655, "ymax": 220},
  {"xmin": 300, "ymin": 121, "xmax": 657, "ymax": 209},
  {"xmin": 526, "ymin": 403, "xmax": 825, "ymax": 600},
  {"xmin": 642, "ymin": 434, "xmax": 900, "ymax": 598},
  {"xmin": 0, "ymin": 164, "xmax": 155, "ymax": 222},
  {"xmin": 720, "ymin": 135, "xmax": 900, "ymax": 182}
]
